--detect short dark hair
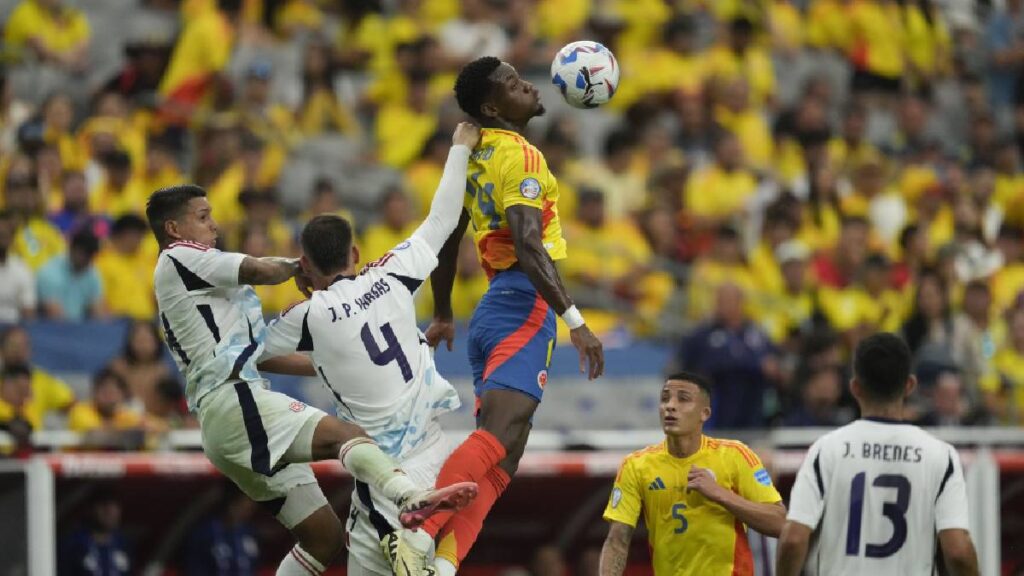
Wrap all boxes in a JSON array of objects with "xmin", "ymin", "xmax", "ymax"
[
  {"xmin": 2, "ymin": 363, "xmax": 31, "ymax": 381},
  {"xmin": 665, "ymin": 371, "xmax": 713, "ymax": 398},
  {"xmin": 454, "ymin": 56, "xmax": 502, "ymax": 120},
  {"xmin": 301, "ymin": 215, "xmax": 354, "ymax": 275},
  {"xmin": 110, "ymin": 214, "xmax": 148, "ymax": 237},
  {"xmin": 146, "ymin": 185, "xmax": 207, "ymax": 245},
  {"xmin": 853, "ymin": 333, "xmax": 912, "ymax": 402},
  {"xmin": 93, "ymin": 366, "xmax": 127, "ymax": 394},
  {"xmin": 70, "ymin": 228, "xmax": 100, "ymax": 257}
]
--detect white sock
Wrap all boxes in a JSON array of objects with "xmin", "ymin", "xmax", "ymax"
[
  {"xmin": 339, "ymin": 437, "xmax": 421, "ymax": 504},
  {"xmin": 277, "ymin": 544, "xmax": 326, "ymax": 575},
  {"xmin": 435, "ymin": 557, "xmax": 457, "ymax": 576},
  {"xmin": 403, "ymin": 528, "xmax": 434, "ymax": 553}
]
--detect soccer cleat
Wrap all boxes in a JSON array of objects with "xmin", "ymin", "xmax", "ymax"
[
  {"xmin": 398, "ymin": 482, "xmax": 478, "ymax": 530},
  {"xmin": 380, "ymin": 532, "xmax": 436, "ymax": 576}
]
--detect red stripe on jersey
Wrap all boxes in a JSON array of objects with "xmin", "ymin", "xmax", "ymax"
[
  {"xmin": 290, "ymin": 549, "xmax": 319, "ymax": 575},
  {"xmin": 167, "ymin": 240, "xmax": 211, "ymax": 251},
  {"xmin": 520, "ymin": 141, "xmax": 530, "ymax": 172},
  {"xmin": 541, "ymin": 200, "xmax": 556, "ymax": 226},
  {"xmin": 731, "ymin": 517, "xmax": 754, "ymax": 575},
  {"xmin": 720, "ymin": 440, "xmax": 758, "ymax": 467},
  {"xmin": 482, "ymin": 294, "xmax": 549, "ymax": 381}
]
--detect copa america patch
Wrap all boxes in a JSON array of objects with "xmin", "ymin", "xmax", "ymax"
[
  {"xmin": 537, "ymin": 370, "xmax": 548, "ymax": 389},
  {"xmin": 611, "ymin": 487, "xmax": 623, "ymax": 508},
  {"xmin": 754, "ymin": 468, "xmax": 772, "ymax": 486},
  {"xmin": 289, "ymin": 401, "xmax": 307, "ymax": 413},
  {"xmin": 519, "ymin": 177, "xmax": 541, "ymax": 199},
  {"xmin": 394, "ymin": 240, "xmax": 411, "ymax": 251}
]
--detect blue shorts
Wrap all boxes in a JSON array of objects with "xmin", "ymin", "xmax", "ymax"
[{"xmin": 468, "ymin": 270, "xmax": 557, "ymax": 410}]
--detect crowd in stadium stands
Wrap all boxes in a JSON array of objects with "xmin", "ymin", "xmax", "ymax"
[{"xmin": 1, "ymin": 0, "xmax": 1024, "ymax": 450}]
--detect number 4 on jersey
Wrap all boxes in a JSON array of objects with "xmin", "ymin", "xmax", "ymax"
[{"xmin": 360, "ymin": 322, "xmax": 413, "ymax": 382}]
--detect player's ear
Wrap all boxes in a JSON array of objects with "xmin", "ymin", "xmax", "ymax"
[
  {"xmin": 299, "ymin": 254, "xmax": 312, "ymax": 274},
  {"xmin": 700, "ymin": 403, "xmax": 711, "ymax": 423},
  {"xmin": 849, "ymin": 376, "xmax": 861, "ymax": 402},
  {"xmin": 351, "ymin": 244, "xmax": 360, "ymax": 266},
  {"xmin": 479, "ymin": 101, "xmax": 499, "ymax": 120},
  {"xmin": 905, "ymin": 375, "xmax": 918, "ymax": 399},
  {"xmin": 164, "ymin": 219, "xmax": 179, "ymax": 242}
]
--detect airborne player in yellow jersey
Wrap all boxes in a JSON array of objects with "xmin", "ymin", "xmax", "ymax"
[
  {"xmin": 398, "ymin": 56, "xmax": 605, "ymax": 574},
  {"xmin": 600, "ymin": 372, "xmax": 787, "ymax": 576}
]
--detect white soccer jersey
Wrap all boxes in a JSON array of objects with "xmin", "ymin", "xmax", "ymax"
[
  {"xmin": 787, "ymin": 418, "xmax": 970, "ymax": 576},
  {"xmin": 154, "ymin": 241, "xmax": 268, "ymax": 411},
  {"xmin": 263, "ymin": 235, "xmax": 460, "ymax": 459}
]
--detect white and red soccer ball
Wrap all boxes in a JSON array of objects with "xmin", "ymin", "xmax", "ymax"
[{"xmin": 550, "ymin": 41, "xmax": 620, "ymax": 109}]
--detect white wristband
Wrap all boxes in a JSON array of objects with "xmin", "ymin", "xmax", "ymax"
[{"xmin": 561, "ymin": 305, "xmax": 585, "ymax": 330}]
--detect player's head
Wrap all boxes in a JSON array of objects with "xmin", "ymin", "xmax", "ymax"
[
  {"xmin": 454, "ymin": 56, "xmax": 544, "ymax": 127},
  {"xmin": 146, "ymin": 185, "xmax": 218, "ymax": 248},
  {"xmin": 660, "ymin": 372, "xmax": 712, "ymax": 436},
  {"xmin": 299, "ymin": 214, "xmax": 358, "ymax": 288},
  {"xmin": 852, "ymin": 332, "xmax": 915, "ymax": 407}
]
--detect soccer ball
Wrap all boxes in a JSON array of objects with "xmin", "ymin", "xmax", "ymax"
[{"xmin": 550, "ymin": 41, "xmax": 620, "ymax": 109}]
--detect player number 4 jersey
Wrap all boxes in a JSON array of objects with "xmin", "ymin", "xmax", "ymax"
[
  {"xmin": 263, "ymin": 236, "xmax": 460, "ymax": 459},
  {"xmin": 466, "ymin": 128, "xmax": 566, "ymax": 276},
  {"xmin": 787, "ymin": 419, "xmax": 970, "ymax": 576}
]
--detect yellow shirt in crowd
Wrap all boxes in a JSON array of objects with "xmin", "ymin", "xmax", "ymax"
[{"xmin": 4, "ymin": 0, "xmax": 90, "ymax": 57}]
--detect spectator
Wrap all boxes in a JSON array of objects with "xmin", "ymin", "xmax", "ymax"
[
  {"xmin": 37, "ymin": 227, "xmax": 103, "ymax": 320},
  {"xmin": 295, "ymin": 38, "xmax": 358, "ymax": 137},
  {"xmin": 439, "ymin": 0, "xmax": 512, "ymax": 64},
  {"xmin": 846, "ymin": 0, "xmax": 905, "ymax": 99},
  {"xmin": 0, "ymin": 71, "xmax": 34, "ymax": 157},
  {"xmin": 706, "ymin": 16, "xmax": 775, "ymax": 108},
  {"xmin": 49, "ymin": 170, "xmax": 107, "ymax": 238},
  {"xmin": 829, "ymin": 104, "xmax": 880, "ymax": 178},
  {"xmin": 447, "ymin": 235, "xmax": 489, "ymax": 322},
  {"xmin": 5, "ymin": 171, "xmax": 67, "ymax": 271},
  {"xmin": 812, "ymin": 216, "xmax": 870, "ymax": 289},
  {"xmin": 240, "ymin": 225, "xmax": 300, "ymax": 315},
  {"xmin": 237, "ymin": 60, "xmax": 298, "ymax": 186},
  {"xmin": 183, "ymin": 485, "xmax": 259, "ymax": 576},
  {"xmin": 798, "ymin": 161, "xmax": 842, "ymax": 252},
  {"xmin": 561, "ymin": 189, "xmax": 672, "ymax": 332},
  {"xmin": 985, "ymin": 0, "xmax": 1024, "ymax": 116},
  {"xmin": 59, "ymin": 489, "xmax": 130, "ymax": 576},
  {"xmin": 688, "ymin": 224, "xmax": 754, "ymax": 321},
  {"xmin": 901, "ymin": 268, "xmax": 974, "ymax": 385},
  {"xmin": 89, "ymin": 150, "xmax": 145, "ymax": 218},
  {"xmin": 145, "ymin": 375, "xmax": 191, "ymax": 431},
  {"xmin": 749, "ymin": 201, "xmax": 799, "ymax": 296},
  {"xmin": 0, "ymin": 210, "xmax": 36, "ymax": 323},
  {"xmin": 916, "ymin": 370, "xmax": 973, "ymax": 427},
  {"xmin": 138, "ymin": 135, "xmax": 183, "ymax": 194},
  {"xmin": 108, "ymin": 320, "xmax": 171, "ymax": 415},
  {"xmin": 360, "ymin": 187, "xmax": 418, "ymax": 262},
  {"xmin": 958, "ymin": 280, "xmax": 996, "ymax": 396},
  {"xmin": 841, "ymin": 159, "xmax": 907, "ymax": 250},
  {"xmin": 405, "ymin": 132, "xmax": 451, "ymax": 218},
  {"xmin": 0, "ymin": 364, "xmax": 39, "ymax": 447},
  {"xmin": 67, "ymin": 368, "xmax": 143, "ymax": 449},
  {"xmin": 231, "ymin": 188, "xmax": 292, "ymax": 256},
  {"xmin": 684, "ymin": 131, "xmax": 758, "ymax": 225},
  {"xmin": 679, "ymin": 283, "xmax": 779, "ymax": 429},
  {"xmin": 714, "ymin": 78, "xmax": 773, "ymax": 170},
  {"xmin": 754, "ymin": 240, "xmax": 815, "ymax": 344},
  {"xmin": 4, "ymin": 0, "xmax": 90, "ymax": 71},
  {"xmin": 95, "ymin": 215, "xmax": 156, "ymax": 320},
  {"xmin": 569, "ymin": 128, "xmax": 646, "ymax": 220},
  {"xmin": 0, "ymin": 325, "xmax": 74, "ymax": 415},
  {"xmin": 375, "ymin": 71, "xmax": 438, "ymax": 168},
  {"xmin": 782, "ymin": 366, "xmax": 850, "ymax": 427},
  {"xmin": 302, "ymin": 177, "xmax": 354, "ymax": 223},
  {"xmin": 985, "ymin": 305, "xmax": 1024, "ymax": 424}
]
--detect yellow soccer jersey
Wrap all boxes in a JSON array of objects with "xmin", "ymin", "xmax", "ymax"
[
  {"xmin": 603, "ymin": 437, "xmax": 782, "ymax": 576},
  {"xmin": 466, "ymin": 128, "xmax": 566, "ymax": 276}
]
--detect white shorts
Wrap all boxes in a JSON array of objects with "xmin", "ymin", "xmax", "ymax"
[
  {"xmin": 198, "ymin": 380, "xmax": 329, "ymax": 528},
  {"xmin": 345, "ymin": 424, "xmax": 453, "ymax": 575}
]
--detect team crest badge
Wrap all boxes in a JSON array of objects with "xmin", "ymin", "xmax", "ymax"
[
  {"xmin": 754, "ymin": 468, "xmax": 772, "ymax": 486},
  {"xmin": 289, "ymin": 401, "xmax": 306, "ymax": 413},
  {"xmin": 537, "ymin": 370, "xmax": 548, "ymax": 389},
  {"xmin": 519, "ymin": 178, "xmax": 541, "ymax": 199},
  {"xmin": 611, "ymin": 487, "xmax": 622, "ymax": 508}
]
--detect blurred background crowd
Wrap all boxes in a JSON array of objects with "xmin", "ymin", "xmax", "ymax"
[{"xmin": 0, "ymin": 0, "xmax": 1023, "ymax": 456}]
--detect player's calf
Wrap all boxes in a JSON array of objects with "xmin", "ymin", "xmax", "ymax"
[{"xmin": 278, "ymin": 505, "xmax": 344, "ymax": 575}]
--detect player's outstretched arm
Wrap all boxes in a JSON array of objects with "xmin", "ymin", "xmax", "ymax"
[
  {"xmin": 507, "ymin": 205, "xmax": 604, "ymax": 379},
  {"xmin": 238, "ymin": 256, "xmax": 301, "ymax": 286},
  {"xmin": 427, "ymin": 210, "xmax": 471, "ymax": 350},
  {"xmin": 938, "ymin": 529, "xmax": 979, "ymax": 576},
  {"xmin": 775, "ymin": 520, "xmax": 812, "ymax": 576},
  {"xmin": 413, "ymin": 122, "xmax": 479, "ymax": 253},
  {"xmin": 598, "ymin": 521, "xmax": 633, "ymax": 576}
]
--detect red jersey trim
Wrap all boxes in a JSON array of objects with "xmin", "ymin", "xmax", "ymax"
[{"xmin": 167, "ymin": 240, "xmax": 211, "ymax": 251}]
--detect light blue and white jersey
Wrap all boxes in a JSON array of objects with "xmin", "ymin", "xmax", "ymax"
[
  {"xmin": 262, "ymin": 235, "xmax": 460, "ymax": 460},
  {"xmin": 154, "ymin": 241, "xmax": 268, "ymax": 412}
]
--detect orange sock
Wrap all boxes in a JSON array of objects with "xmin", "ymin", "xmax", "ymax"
[
  {"xmin": 435, "ymin": 466, "xmax": 512, "ymax": 566},
  {"xmin": 423, "ymin": 430, "xmax": 506, "ymax": 537}
]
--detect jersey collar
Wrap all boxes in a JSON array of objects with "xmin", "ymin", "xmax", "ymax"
[
  {"xmin": 330, "ymin": 273, "xmax": 356, "ymax": 286},
  {"xmin": 861, "ymin": 416, "xmax": 905, "ymax": 425}
]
